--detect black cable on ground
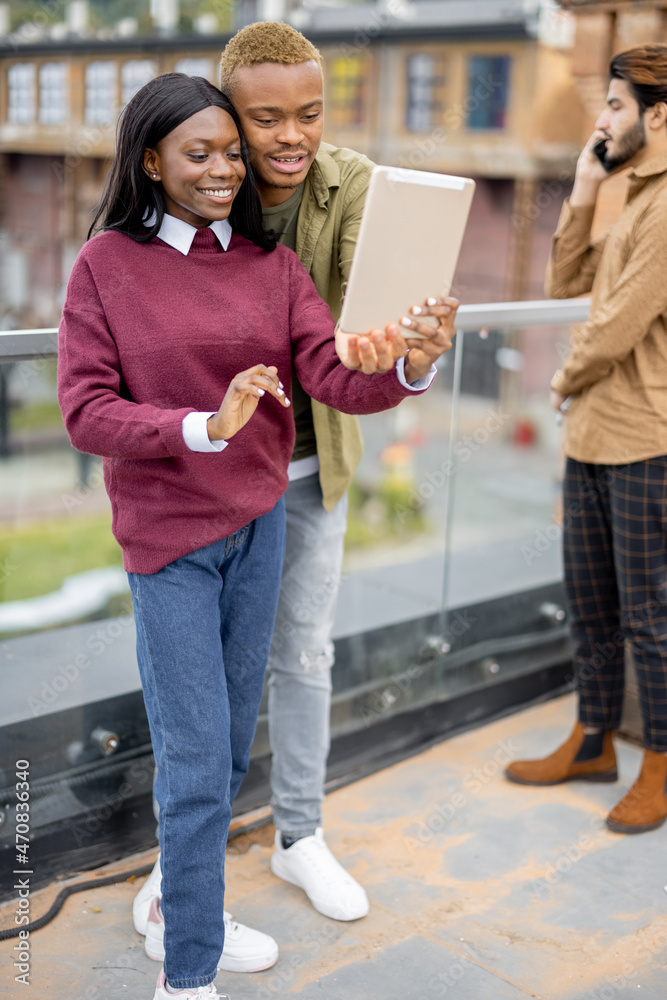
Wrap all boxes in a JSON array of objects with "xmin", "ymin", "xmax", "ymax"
[{"xmin": 0, "ymin": 861, "xmax": 156, "ymax": 941}]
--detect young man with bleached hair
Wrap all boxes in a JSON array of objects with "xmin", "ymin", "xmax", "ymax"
[
  {"xmin": 134, "ymin": 20, "xmax": 458, "ymax": 967},
  {"xmin": 218, "ymin": 17, "xmax": 457, "ymax": 910},
  {"xmin": 507, "ymin": 44, "xmax": 667, "ymax": 836}
]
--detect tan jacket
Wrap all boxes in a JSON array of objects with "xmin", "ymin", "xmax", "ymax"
[
  {"xmin": 548, "ymin": 150, "xmax": 667, "ymax": 465},
  {"xmin": 296, "ymin": 141, "xmax": 375, "ymax": 510}
]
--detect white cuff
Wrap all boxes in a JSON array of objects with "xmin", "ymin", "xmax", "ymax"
[
  {"xmin": 396, "ymin": 356, "xmax": 438, "ymax": 391},
  {"xmin": 182, "ymin": 411, "xmax": 228, "ymax": 453}
]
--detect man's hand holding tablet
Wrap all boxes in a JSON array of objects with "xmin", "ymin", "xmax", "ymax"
[
  {"xmin": 335, "ymin": 295, "xmax": 459, "ymax": 378},
  {"xmin": 334, "ymin": 165, "xmax": 474, "ymax": 379}
]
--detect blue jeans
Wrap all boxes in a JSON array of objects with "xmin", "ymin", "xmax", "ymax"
[
  {"xmin": 129, "ymin": 498, "xmax": 286, "ymax": 989},
  {"xmin": 268, "ymin": 473, "xmax": 347, "ymax": 837}
]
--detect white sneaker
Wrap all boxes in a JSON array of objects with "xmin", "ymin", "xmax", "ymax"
[
  {"xmin": 153, "ymin": 969, "xmax": 228, "ymax": 999},
  {"xmin": 133, "ymin": 856, "xmax": 162, "ymax": 934},
  {"xmin": 270, "ymin": 828, "xmax": 370, "ymax": 921},
  {"xmin": 145, "ymin": 897, "xmax": 279, "ymax": 973}
]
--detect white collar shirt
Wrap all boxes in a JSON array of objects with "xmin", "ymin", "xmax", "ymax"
[{"xmin": 155, "ymin": 213, "xmax": 232, "ymax": 255}]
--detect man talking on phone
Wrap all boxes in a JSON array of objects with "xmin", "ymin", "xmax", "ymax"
[{"xmin": 506, "ymin": 45, "xmax": 667, "ymax": 834}]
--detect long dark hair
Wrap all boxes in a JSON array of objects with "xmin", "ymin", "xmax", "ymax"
[{"xmin": 88, "ymin": 72, "xmax": 275, "ymax": 251}]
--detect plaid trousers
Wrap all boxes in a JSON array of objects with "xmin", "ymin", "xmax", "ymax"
[{"xmin": 562, "ymin": 456, "xmax": 667, "ymax": 752}]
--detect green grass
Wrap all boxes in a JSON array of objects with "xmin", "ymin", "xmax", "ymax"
[
  {"xmin": 0, "ymin": 513, "xmax": 124, "ymax": 603},
  {"xmin": 346, "ymin": 476, "xmax": 427, "ymax": 548},
  {"xmin": 10, "ymin": 400, "xmax": 65, "ymax": 433},
  {"xmin": 0, "ymin": 476, "xmax": 426, "ymax": 605}
]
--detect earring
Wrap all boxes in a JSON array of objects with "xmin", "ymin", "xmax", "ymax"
[{"xmin": 153, "ymin": 174, "xmax": 157, "ymax": 179}]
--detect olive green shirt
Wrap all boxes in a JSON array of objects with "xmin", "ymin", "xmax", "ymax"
[
  {"xmin": 291, "ymin": 142, "xmax": 375, "ymax": 511},
  {"xmin": 261, "ymin": 184, "xmax": 317, "ymax": 463},
  {"xmin": 548, "ymin": 150, "xmax": 667, "ymax": 464},
  {"xmin": 261, "ymin": 181, "xmax": 303, "ymax": 249}
]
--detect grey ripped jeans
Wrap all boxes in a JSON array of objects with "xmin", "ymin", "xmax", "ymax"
[{"xmin": 268, "ymin": 472, "xmax": 348, "ymax": 839}]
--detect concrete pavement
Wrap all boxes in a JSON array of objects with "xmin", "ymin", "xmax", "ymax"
[{"xmin": 2, "ymin": 692, "xmax": 666, "ymax": 999}]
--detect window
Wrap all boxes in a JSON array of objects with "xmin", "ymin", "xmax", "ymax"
[
  {"xmin": 405, "ymin": 54, "xmax": 446, "ymax": 132},
  {"xmin": 8, "ymin": 63, "xmax": 36, "ymax": 124},
  {"xmin": 466, "ymin": 55, "xmax": 511, "ymax": 130},
  {"xmin": 175, "ymin": 58, "xmax": 213, "ymax": 81},
  {"xmin": 85, "ymin": 61, "xmax": 118, "ymax": 126},
  {"xmin": 121, "ymin": 60, "xmax": 157, "ymax": 107},
  {"xmin": 39, "ymin": 63, "xmax": 68, "ymax": 125},
  {"xmin": 329, "ymin": 56, "xmax": 367, "ymax": 128}
]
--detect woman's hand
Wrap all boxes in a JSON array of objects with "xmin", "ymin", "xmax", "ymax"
[
  {"xmin": 207, "ymin": 365, "xmax": 290, "ymax": 441},
  {"xmin": 401, "ymin": 296, "xmax": 459, "ymax": 382}
]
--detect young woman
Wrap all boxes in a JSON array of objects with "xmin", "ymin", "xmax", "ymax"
[{"xmin": 57, "ymin": 73, "xmax": 428, "ymax": 999}]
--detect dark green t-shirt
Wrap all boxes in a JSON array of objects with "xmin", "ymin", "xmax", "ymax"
[{"xmin": 262, "ymin": 184, "xmax": 317, "ymax": 463}]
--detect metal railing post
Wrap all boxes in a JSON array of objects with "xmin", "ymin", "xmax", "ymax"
[{"xmin": 440, "ymin": 325, "xmax": 464, "ymax": 628}]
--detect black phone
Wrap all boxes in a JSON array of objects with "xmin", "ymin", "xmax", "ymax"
[{"xmin": 592, "ymin": 137, "xmax": 610, "ymax": 168}]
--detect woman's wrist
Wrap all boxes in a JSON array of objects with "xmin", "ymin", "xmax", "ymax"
[{"xmin": 207, "ymin": 414, "xmax": 227, "ymax": 441}]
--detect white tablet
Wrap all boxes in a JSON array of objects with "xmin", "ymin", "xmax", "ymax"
[{"xmin": 338, "ymin": 166, "xmax": 475, "ymax": 337}]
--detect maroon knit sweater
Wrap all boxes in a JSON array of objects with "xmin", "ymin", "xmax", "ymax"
[{"xmin": 58, "ymin": 229, "xmax": 420, "ymax": 573}]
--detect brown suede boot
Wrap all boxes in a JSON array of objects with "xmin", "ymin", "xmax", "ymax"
[
  {"xmin": 606, "ymin": 750, "xmax": 667, "ymax": 833},
  {"xmin": 505, "ymin": 722, "xmax": 617, "ymax": 786}
]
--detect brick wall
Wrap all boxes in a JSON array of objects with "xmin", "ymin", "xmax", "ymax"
[
  {"xmin": 2, "ymin": 153, "xmax": 64, "ymax": 326},
  {"xmin": 0, "ymin": 153, "xmax": 109, "ymax": 328}
]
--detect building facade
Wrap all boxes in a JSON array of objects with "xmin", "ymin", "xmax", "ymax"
[{"xmin": 0, "ymin": 1, "xmax": 584, "ymax": 328}]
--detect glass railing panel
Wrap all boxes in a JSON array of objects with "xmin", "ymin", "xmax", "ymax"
[
  {"xmin": 337, "ymin": 300, "xmax": 590, "ymax": 640},
  {"xmin": 0, "ymin": 304, "xmax": 589, "ymax": 890},
  {"xmin": 0, "ymin": 344, "xmax": 147, "ymax": 896},
  {"xmin": 441, "ymin": 316, "xmax": 576, "ymax": 614},
  {"xmin": 338, "ymin": 383, "xmax": 452, "ymax": 637},
  {"xmin": 0, "ymin": 356, "xmax": 128, "ymax": 645}
]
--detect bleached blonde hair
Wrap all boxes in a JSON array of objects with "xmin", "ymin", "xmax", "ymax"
[{"xmin": 219, "ymin": 21, "xmax": 322, "ymax": 95}]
